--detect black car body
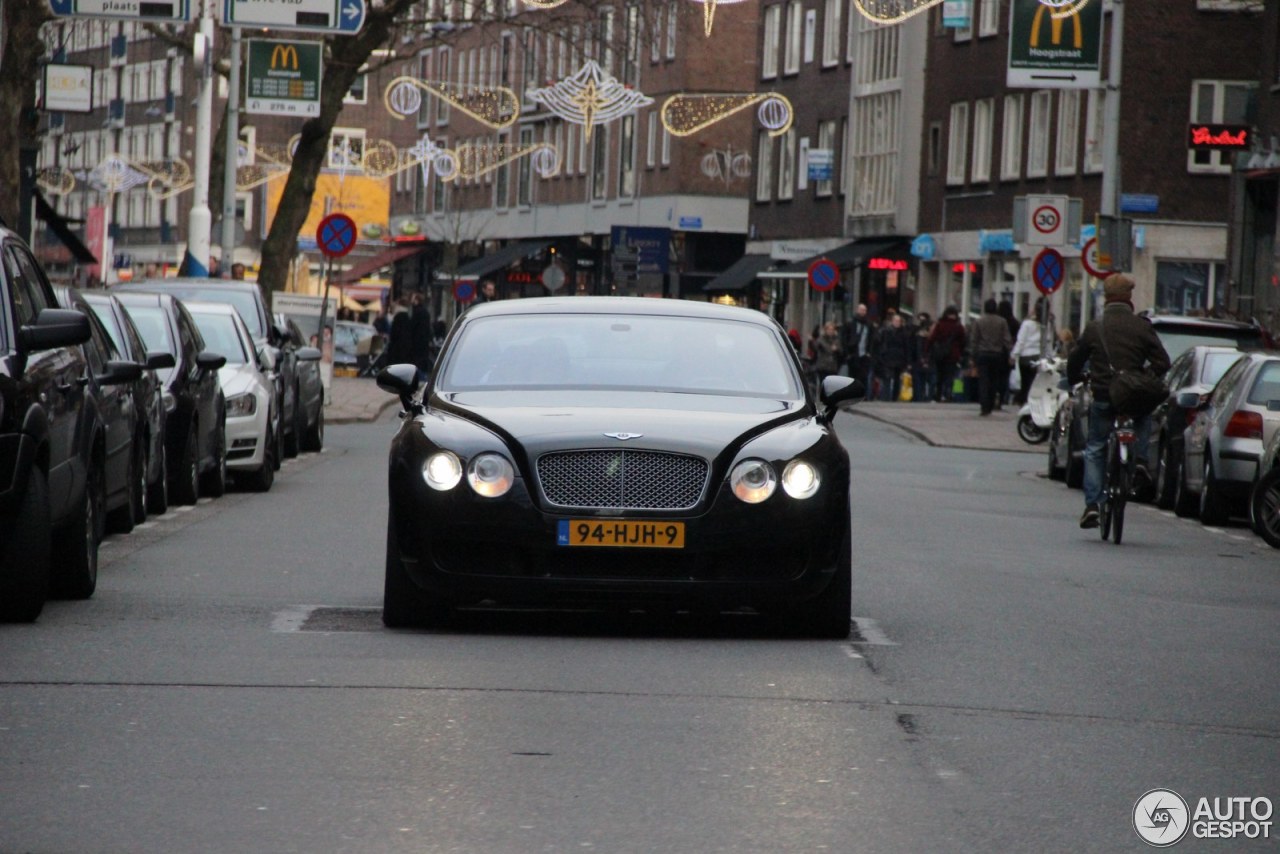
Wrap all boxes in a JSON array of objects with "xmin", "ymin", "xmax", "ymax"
[
  {"xmin": 377, "ymin": 297, "xmax": 863, "ymax": 637},
  {"xmin": 1048, "ymin": 315, "xmax": 1266, "ymax": 492},
  {"xmin": 0, "ymin": 225, "xmax": 101, "ymax": 621},
  {"xmin": 114, "ymin": 291, "xmax": 226, "ymax": 505},
  {"xmin": 54, "ymin": 287, "xmax": 148, "ymax": 534},
  {"xmin": 82, "ymin": 291, "xmax": 175, "ymax": 514},
  {"xmin": 273, "ymin": 313, "xmax": 324, "ymax": 453}
]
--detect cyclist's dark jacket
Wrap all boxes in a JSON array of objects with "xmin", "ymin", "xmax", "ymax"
[{"xmin": 1066, "ymin": 302, "xmax": 1170, "ymax": 403}]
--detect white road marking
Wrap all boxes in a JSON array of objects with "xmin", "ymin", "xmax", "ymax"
[{"xmin": 852, "ymin": 617, "xmax": 897, "ymax": 646}]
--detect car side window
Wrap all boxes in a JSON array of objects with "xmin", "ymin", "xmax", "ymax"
[
  {"xmin": 1166, "ymin": 353, "xmax": 1190, "ymax": 389},
  {"xmin": 5, "ymin": 246, "xmax": 49, "ymax": 327},
  {"xmin": 1211, "ymin": 359, "xmax": 1247, "ymax": 406},
  {"xmin": 123, "ymin": 312, "xmax": 148, "ymax": 362},
  {"xmin": 86, "ymin": 308, "xmax": 120, "ymax": 374}
]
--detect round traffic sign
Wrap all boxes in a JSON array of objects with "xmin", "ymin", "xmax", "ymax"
[
  {"xmin": 808, "ymin": 258, "xmax": 840, "ymax": 292},
  {"xmin": 453, "ymin": 279, "xmax": 476, "ymax": 303},
  {"xmin": 1032, "ymin": 247, "xmax": 1065, "ymax": 295},
  {"xmin": 1032, "ymin": 204, "xmax": 1061, "ymax": 235},
  {"xmin": 317, "ymin": 212, "xmax": 357, "ymax": 259},
  {"xmin": 1080, "ymin": 237, "xmax": 1106, "ymax": 279}
]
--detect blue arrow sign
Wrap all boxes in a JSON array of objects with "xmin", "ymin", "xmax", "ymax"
[
  {"xmin": 223, "ymin": 0, "xmax": 364, "ymax": 34},
  {"xmin": 50, "ymin": 0, "xmax": 189, "ymax": 21}
]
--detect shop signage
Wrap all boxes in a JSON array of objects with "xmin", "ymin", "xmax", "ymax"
[
  {"xmin": 246, "ymin": 39, "xmax": 323, "ymax": 118},
  {"xmin": 42, "ymin": 64, "xmax": 94, "ymax": 113},
  {"xmin": 867, "ymin": 258, "xmax": 908, "ymax": 271},
  {"xmin": 1007, "ymin": 0, "xmax": 1103, "ymax": 89},
  {"xmin": 610, "ymin": 226, "xmax": 670, "ymax": 274},
  {"xmin": 1187, "ymin": 124, "xmax": 1251, "ymax": 151}
]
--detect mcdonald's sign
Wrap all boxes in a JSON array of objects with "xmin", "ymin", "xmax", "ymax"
[
  {"xmin": 1007, "ymin": 0, "xmax": 1102, "ymax": 90},
  {"xmin": 246, "ymin": 39, "xmax": 322, "ymax": 118}
]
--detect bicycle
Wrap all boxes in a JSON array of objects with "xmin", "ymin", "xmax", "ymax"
[{"xmin": 1099, "ymin": 414, "xmax": 1137, "ymax": 544}]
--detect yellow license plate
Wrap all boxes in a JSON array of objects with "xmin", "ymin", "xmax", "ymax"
[{"xmin": 557, "ymin": 520, "xmax": 685, "ymax": 548}]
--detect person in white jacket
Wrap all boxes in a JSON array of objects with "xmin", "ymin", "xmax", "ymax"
[{"xmin": 1010, "ymin": 297, "xmax": 1049, "ymax": 405}]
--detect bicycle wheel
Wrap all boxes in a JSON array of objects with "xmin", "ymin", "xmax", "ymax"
[
  {"xmin": 1112, "ymin": 465, "xmax": 1128, "ymax": 545},
  {"xmin": 1099, "ymin": 438, "xmax": 1115, "ymax": 541}
]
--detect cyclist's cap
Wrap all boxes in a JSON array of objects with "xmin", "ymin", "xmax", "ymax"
[{"xmin": 1103, "ymin": 273, "xmax": 1135, "ymax": 302}]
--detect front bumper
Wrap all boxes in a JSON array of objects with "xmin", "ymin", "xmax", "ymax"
[{"xmin": 225, "ymin": 410, "xmax": 269, "ymax": 470}]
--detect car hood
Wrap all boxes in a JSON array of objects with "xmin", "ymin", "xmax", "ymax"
[
  {"xmin": 434, "ymin": 389, "xmax": 807, "ymax": 458},
  {"xmin": 217, "ymin": 363, "xmax": 266, "ymax": 398}
]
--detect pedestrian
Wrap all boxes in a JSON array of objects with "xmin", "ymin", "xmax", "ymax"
[
  {"xmin": 476, "ymin": 278, "xmax": 498, "ymax": 303},
  {"xmin": 997, "ymin": 300, "xmax": 1018, "ymax": 406},
  {"xmin": 874, "ymin": 312, "xmax": 914, "ymax": 401},
  {"xmin": 409, "ymin": 292, "xmax": 435, "ymax": 380},
  {"xmin": 1010, "ymin": 297, "xmax": 1048, "ymax": 405},
  {"xmin": 230, "ymin": 262, "xmax": 246, "ymax": 280},
  {"xmin": 926, "ymin": 306, "xmax": 966, "ymax": 402},
  {"xmin": 912, "ymin": 312, "xmax": 934, "ymax": 404},
  {"xmin": 968, "ymin": 298, "xmax": 1013, "ymax": 416},
  {"xmin": 1056, "ymin": 328, "xmax": 1076, "ymax": 358},
  {"xmin": 811, "ymin": 321, "xmax": 843, "ymax": 387},
  {"xmin": 386, "ymin": 298, "xmax": 415, "ymax": 366},
  {"xmin": 841, "ymin": 303, "xmax": 876, "ymax": 392}
]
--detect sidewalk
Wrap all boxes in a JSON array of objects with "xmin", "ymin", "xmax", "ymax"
[{"xmin": 326, "ymin": 375, "xmax": 1042, "ymax": 454}]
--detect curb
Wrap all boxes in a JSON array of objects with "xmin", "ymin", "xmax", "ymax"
[
  {"xmin": 849, "ymin": 407, "xmax": 1041, "ymax": 455},
  {"xmin": 326, "ymin": 396, "xmax": 400, "ymax": 425}
]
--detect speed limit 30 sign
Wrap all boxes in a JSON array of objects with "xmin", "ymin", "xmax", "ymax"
[{"xmin": 1025, "ymin": 194, "xmax": 1068, "ymax": 246}]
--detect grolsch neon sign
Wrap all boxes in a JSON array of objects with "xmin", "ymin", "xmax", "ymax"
[{"xmin": 1188, "ymin": 124, "xmax": 1251, "ymax": 151}]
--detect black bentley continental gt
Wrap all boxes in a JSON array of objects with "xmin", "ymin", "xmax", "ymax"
[{"xmin": 376, "ymin": 297, "xmax": 864, "ymax": 637}]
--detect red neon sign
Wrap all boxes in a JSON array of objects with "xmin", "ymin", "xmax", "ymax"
[
  {"xmin": 951, "ymin": 262, "xmax": 979, "ymax": 274},
  {"xmin": 1188, "ymin": 124, "xmax": 1251, "ymax": 151},
  {"xmin": 868, "ymin": 257, "xmax": 909, "ymax": 271}
]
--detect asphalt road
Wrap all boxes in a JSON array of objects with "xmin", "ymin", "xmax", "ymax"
[{"xmin": 1, "ymin": 409, "xmax": 1276, "ymax": 853}]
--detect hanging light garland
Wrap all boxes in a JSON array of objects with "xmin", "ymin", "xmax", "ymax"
[
  {"xmin": 383, "ymin": 75, "xmax": 520, "ymax": 131},
  {"xmin": 36, "ymin": 166, "xmax": 76, "ymax": 196},
  {"xmin": 406, "ymin": 135, "xmax": 460, "ymax": 184},
  {"xmin": 519, "ymin": 0, "xmax": 570, "ymax": 7},
  {"xmin": 451, "ymin": 141, "xmax": 562, "ymax": 181},
  {"xmin": 687, "ymin": 0, "xmax": 751, "ymax": 37},
  {"xmin": 853, "ymin": 0, "xmax": 1089, "ymax": 24},
  {"xmin": 661, "ymin": 92, "xmax": 793, "ymax": 138},
  {"xmin": 527, "ymin": 60, "xmax": 654, "ymax": 141}
]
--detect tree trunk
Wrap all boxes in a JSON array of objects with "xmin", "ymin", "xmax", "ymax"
[{"xmin": 0, "ymin": 0, "xmax": 50, "ymax": 232}]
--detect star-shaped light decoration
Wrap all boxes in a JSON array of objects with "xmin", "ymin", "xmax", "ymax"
[
  {"xmin": 528, "ymin": 61, "xmax": 653, "ymax": 141},
  {"xmin": 688, "ymin": 0, "xmax": 750, "ymax": 37}
]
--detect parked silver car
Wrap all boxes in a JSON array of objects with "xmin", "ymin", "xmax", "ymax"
[
  {"xmin": 1250, "ymin": 426, "xmax": 1280, "ymax": 548},
  {"xmin": 1177, "ymin": 352, "xmax": 1280, "ymax": 524}
]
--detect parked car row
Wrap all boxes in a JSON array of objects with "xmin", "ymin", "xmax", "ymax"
[
  {"xmin": 1, "ymin": 224, "xmax": 323, "ymax": 622},
  {"xmin": 1045, "ymin": 313, "xmax": 1280, "ymax": 548}
]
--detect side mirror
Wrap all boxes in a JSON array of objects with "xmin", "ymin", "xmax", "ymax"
[
  {"xmin": 296, "ymin": 346, "xmax": 322, "ymax": 362},
  {"xmin": 196, "ymin": 350, "xmax": 227, "ymax": 372},
  {"xmin": 819, "ymin": 375, "xmax": 865, "ymax": 422},
  {"xmin": 1176, "ymin": 391, "xmax": 1207, "ymax": 410},
  {"xmin": 146, "ymin": 350, "xmax": 176, "ymax": 371},
  {"xmin": 100, "ymin": 359, "xmax": 144, "ymax": 385},
  {"xmin": 376, "ymin": 363, "xmax": 423, "ymax": 413},
  {"xmin": 18, "ymin": 308, "xmax": 92, "ymax": 352}
]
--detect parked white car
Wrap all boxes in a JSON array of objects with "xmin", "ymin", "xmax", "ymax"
[{"xmin": 185, "ymin": 301, "xmax": 278, "ymax": 492}]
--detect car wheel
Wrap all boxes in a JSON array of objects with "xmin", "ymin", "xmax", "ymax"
[
  {"xmin": 0, "ymin": 466, "xmax": 51, "ymax": 622},
  {"xmin": 782, "ymin": 524, "xmax": 852, "ymax": 639},
  {"xmin": 147, "ymin": 444, "xmax": 169, "ymax": 515},
  {"xmin": 172, "ymin": 423, "xmax": 200, "ymax": 506},
  {"xmin": 1199, "ymin": 453, "xmax": 1229, "ymax": 526},
  {"xmin": 1065, "ymin": 428, "xmax": 1084, "ymax": 489},
  {"xmin": 1154, "ymin": 441, "xmax": 1177, "ymax": 510},
  {"xmin": 242, "ymin": 425, "xmax": 276, "ymax": 493},
  {"xmin": 202, "ymin": 423, "xmax": 227, "ymax": 498},
  {"xmin": 1046, "ymin": 424, "xmax": 1065, "ymax": 481},
  {"xmin": 272, "ymin": 416, "xmax": 284, "ymax": 471},
  {"xmin": 301, "ymin": 404, "xmax": 324, "ymax": 452},
  {"xmin": 283, "ymin": 389, "xmax": 302, "ymax": 459},
  {"xmin": 51, "ymin": 456, "xmax": 103, "ymax": 600},
  {"xmin": 1173, "ymin": 452, "xmax": 1198, "ymax": 518},
  {"xmin": 382, "ymin": 515, "xmax": 450, "ymax": 628},
  {"xmin": 131, "ymin": 439, "xmax": 149, "ymax": 525},
  {"xmin": 1250, "ymin": 467, "xmax": 1280, "ymax": 548}
]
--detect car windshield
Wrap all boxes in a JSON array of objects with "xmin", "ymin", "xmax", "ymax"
[
  {"xmin": 189, "ymin": 311, "xmax": 249, "ymax": 365},
  {"xmin": 151, "ymin": 286, "xmax": 265, "ymax": 340},
  {"xmin": 1156, "ymin": 326, "xmax": 1265, "ymax": 361},
  {"xmin": 123, "ymin": 304, "xmax": 175, "ymax": 382},
  {"xmin": 441, "ymin": 313, "xmax": 801, "ymax": 397},
  {"xmin": 1247, "ymin": 360, "xmax": 1280, "ymax": 406},
  {"xmin": 1200, "ymin": 351, "xmax": 1243, "ymax": 386}
]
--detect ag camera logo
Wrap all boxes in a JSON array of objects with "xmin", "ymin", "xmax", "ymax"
[{"xmin": 1134, "ymin": 789, "xmax": 1189, "ymax": 847}]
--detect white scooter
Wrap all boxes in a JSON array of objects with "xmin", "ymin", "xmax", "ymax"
[{"xmin": 1017, "ymin": 356, "xmax": 1067, "ymax": 444}]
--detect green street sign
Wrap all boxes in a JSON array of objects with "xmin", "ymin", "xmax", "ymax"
[
  {"xmin": 1007, "ymin": 0, "xmax": 1103, "ymax": 89},
  {"xmin": 246, "ymin": 39, "xmax": 323, "ymax": 118}
]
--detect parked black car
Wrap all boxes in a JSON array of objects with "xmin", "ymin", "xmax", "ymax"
[
  {"xmin": 114, "ymin": 291, "xmax": 226, "ymax": 505},
  {"xmin": 82, "ymin": 291, "xmax": 175, "ymax": 514},
  {"xmin": 1, "ymin": 224, "xmax": 102, "ymax": 621},
  {"xmin": 54, "ymin": 287, "xmax": 149, "ymax": 535},
  {"xmin": 274, "ymin": 313, "xmax": 324, "ymax": 453}
]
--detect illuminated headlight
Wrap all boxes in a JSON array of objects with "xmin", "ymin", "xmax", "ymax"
[
  {"xmin": 422, "ymin": 451, "xmax": 463, "ymax": 491},
  {"xmin": 730, "ymin": 459, "xmax": 777, "ymax": 504},
  {"xmin": 782, "ymin": 460, "xmax": 820, "ymax": 499},
  {"xmin": 467, "ymin": 452, "xmax": 515, "ymax": 497},
  {"xmin": 226, "ymin": 392, "xmax": 256, "ymax": 418},
  {"xmin": 162, "ymin": 390, "xmax": 177, "ymax": 413}
]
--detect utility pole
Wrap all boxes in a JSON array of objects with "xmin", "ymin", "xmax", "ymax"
[
  {"xmin": 219, "ymin": 25, "xmax": 242, "ymax": 276},
  {"xmin": 1089, "ymin": 0, "xmax": 1124, "ymax": 328},
  {"xmin": 185, "ymin": 0, "xmax": 215, "ymax": 277}
]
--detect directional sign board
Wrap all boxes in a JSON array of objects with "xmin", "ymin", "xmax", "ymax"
[
  {"xmin": 317, "ymin": 213, "xmax": 357, "ymax": 260},
  {"xmin": 246, "ymin": 40, "xmax": 323, "ymax": 118},
  {"xmin": 808, "ymin": 258, "xmax": 839, "ymax": 292},
  {"xmin": 50, "ymin": 0, "xmax": 189, "ymax": 21},
  {"xmin": 1024, "ymin": 194, "xmax": 1068, "ymax": 246},
  {"xmin": 224, "ymin": 0, "xmax": 365, "ymax": 34},
  {"xmin": 1032, "ymin": 247, "xmax": 1065, "ymax": 295},
  {"xmin": 1007, "ymin": 0, "xmax": 1102, "ymax": 90}
]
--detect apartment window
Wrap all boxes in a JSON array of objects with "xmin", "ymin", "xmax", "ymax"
[
  {"xmin": 619, "ymin": 114, "xmax": 636, "ymax": 197},
  {"xmin": 651, "ymin": 8, "xmax": 662, "ymax": 62},
  {"xmin": 927, "ymin": 121, "xmax": 942, "ymax": 176},
  {"xmin": 437, "ymin": 48, "xmax": 452, "ymax": 124},
  {"xmin": 344, "ymin": 73, "xmax": 368, "ymax": 104},
  {"xmin": 1000, "ymin": 94, "xmax": 1023, "ymax": 180},
  {"xmin": 517, "ymin": 127, "xmax": 534, "ymax": 206},
  {"xmin": 1055, "ymin": 89, "xmax": 1080, "ymax": 175},
  {"xmin": 599, "ymin": 7, "xmax": 616, "ymax": 72},
  {"xmin": 329, "ymin": 128, "xmax": 366, "ymax": 171},
  {"xmin": 565, "ymin": 120, "xmax": 576, "ymax": 174},
  {"xmin": 623, "ymin": 4, "xmax": 640, "ymax": 85},
  {"xmin": 554, "ymin": 123, "xmax": 565, "ymax": 177},
  {"xmin": 496, "ymin": 133, "xmax": 511, "ymax": 208},
  {"xmin": 946, "ymin": 102, "xmax": 968, "ymax": 185},
  {"xmin": 646, "ymin": 110, "xmax": 656, "ymax": 167},
  {"xmin": 579, "ymin": 126, "xmax": 589, "ymax": 175},
  {"xmin": 784, "ymin": 0, "xmax": 802, "ymax": 75},
  {"xmin": 850, "ymin": 92, "xmax": 899, "ymax": 216},
  {"xmin": 557, "ymin": 30, "xmax": 568, "ymax": 77},
  {"xmin": 846, "ymin": 0, "xmax": 857, "ymax": 63},
  {"xmin": 522, "ymin": 28, "xmax": 537, "ymax": 97},
  {"xmin": 1083, "ymin": 88, "xmax": 1104, "ymax": 173},
  {"xmin": 1188, "ymin": 79, "xmax": 1255, "ymax": 174},
  {"xmin": 433, "ymin": 141, "xmax": 449, "ymax": 211},
  {"xmin": 591, "ymin": 128, "xmax": 609, "ymax": 200},
  {"xmin": 1027, "ymin": 89, "xmax": 1051, "ymax": 178},
  {"xmin": 839, "ymin": 116, "xmax": 847, "ymax": 195},
  {"xmin": 500, "ymin": 34, "xmax": 514, "ymax": 87},
  {"xmin": 977, "ymin": 0, "xmax": 998, "ymax": 36},
  {"xmin": 971, "ymin": 98, "xmax": 993, "ymax": 183},
  {"xmin": 756, "ymin": 131, "xmax": 773, "ymax": 201},
  {"xmin": 661, "ymin": 125, "xmax": 671, "ymax": 166},
  {"xmin": 816, "ymin": 119, "xmax": 836, "ymax": 196},
  {"xmin": 666, "ymin": 1, "xmax": 678, "ymax": 59},
  {"xmin": 822, "ymin": 0, "xmax": 842, "ymax": 67},
  {"xmin": 417, "ymin": 52, "xmax": 434, "ymax": 126},
  {"xmin": 777, "ymin": 129, "xmax": 796, "ymax": 199},
  {"xmin": 762, "ymin": 5, "xmax": 781, "ymax": 79}
]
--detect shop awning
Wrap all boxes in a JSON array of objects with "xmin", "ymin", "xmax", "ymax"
[
  {"xmin": 332, "ymin": 243, "xmax": 430, "ymax": 285},
  {"xmin": 758, "ymin": 237, "xmax": 909, "ymax": 279},
  {"xmin": 34, "ymin": 188, "xmax": 97, "ymax": 264},
  {"xmin": 454, "ymin": 240, "xmax": 550, "ymax": 281},
  {"xmin": 702, "ymin": 254, "xmax": 774, "ymax": 291}
]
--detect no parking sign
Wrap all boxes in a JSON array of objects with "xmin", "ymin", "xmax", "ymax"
[{"xmin": 453, "ymin": 279, "xmax": 476, "ymax": 303}]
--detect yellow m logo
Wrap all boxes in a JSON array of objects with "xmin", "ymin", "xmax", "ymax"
[
  {"xmin": 1030, "ymin": 5, "xmax": 1082, "ymax": 49},
  {"xmin": 270, "ymin": 45, "xmax": 299, "ymax": 70}
]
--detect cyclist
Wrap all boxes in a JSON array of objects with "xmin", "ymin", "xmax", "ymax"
[{"xmin": 1066, "ymin": 274, "xmax": 1171, "ymax": 529}]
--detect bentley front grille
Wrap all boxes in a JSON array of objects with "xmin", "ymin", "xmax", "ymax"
[{"xmin": 536, "ymin": 449, "xmax": 709, "ymax": 511}]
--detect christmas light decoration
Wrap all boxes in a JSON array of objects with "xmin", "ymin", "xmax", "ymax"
[
  {"xmin": 853, "ymin": 0, "xmax": 1088, "ymax": 24},
  {"xmin": 520, "ymin": 0, "xmax": 570, "ymax": 7},
  {"xmin": 452, "ymin": 141, "xmax": 562, "ymax": 181},
  {"xmin": 528, "ymin": 61, "xmax": 653, "ymax": 140},
  {"xmin": 88, "ymin": 155, "xmax": 151, "ymax": 193},
  {"xmin": 687, "ymin": 0, "xmax": 750, "ymax": 37},
  {"xmin": 406, "ymin": 135, "xmax": 460, "ymax": 184},
  {"xmin": 383, "ymin": 76, "xmax": 520, "ymax": 131},
  {"xmin": 36, "ymin": 166, "xmax": 76, "ymax": 195},
  {"xmin": 1038, "ymin": 0, "xmax": 1091, "ymax": 17},
  {"xmin": 700, "ymin": 146, "xmax": 752, "ymax": 184},
  {"xmin": 661, "ymin": 93, "xmax": 793, "ymax": 138}
]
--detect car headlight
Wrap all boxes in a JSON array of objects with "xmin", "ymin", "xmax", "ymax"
[
  {"xmin": 730, "ymin": 459, "xmax": 777, "ymax": 504},
  {"xmin": 162, "ymin": 390, "xmax": 176, "ymax": 413},
  {"xmin": 423, "ymin": 451, "xmax": 463, "ymax": 491},
  {"xmin": 467, "ymin": 452, "xmax": 515, "ymax": 497},
  {"xmin": 781, "ymin": 460, "xmax": 820, "ymax": 499},
  {"xmin": 226, "ymin": 392, "xmax": 257, "ymax": 418}
]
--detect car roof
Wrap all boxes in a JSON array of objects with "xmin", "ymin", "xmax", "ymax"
[
  {"xmin": 1147, "ymin": 314, "xmax": 1260, "ymax": 332},
  {"xmin": 112, "ymin": 290, "xmax": 172, "ymax": 307},
  {"xmin": 464, "ymin": 296, "xmax": 779, "ymax": 327},
  {"xmin": 121, "ymin": 277, "xmax": 262, "ymax": 292},
  {"xmin": 182, "ymin": 299, "xmax": 238, "ymax": 315}
]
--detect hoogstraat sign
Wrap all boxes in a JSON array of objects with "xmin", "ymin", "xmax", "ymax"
[
  {"xmin": 1007, "ymin": 0, "xmax": 1102, "ymax": 89},
  {"xmin": 246, "ymin": 39, "xmax": 322, "ymax": 118}
]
